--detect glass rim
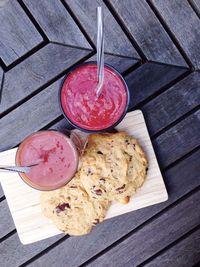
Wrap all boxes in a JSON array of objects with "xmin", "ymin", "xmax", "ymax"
[
  {"xmin": 15, "ymin": 130, "xmax": 79, "ymax": 191},
  {"xmin": 58, "ymin": 61, "xmax": 130, "ymax": 133}
]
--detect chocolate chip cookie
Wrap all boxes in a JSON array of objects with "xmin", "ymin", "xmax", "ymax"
[
  {"xmin": 79, "ymin": 132, "xmax": 148, "ymax": 203},
  {"xmin": 40, "ymin": 173, "xmax": 110, "ymax": 235}
]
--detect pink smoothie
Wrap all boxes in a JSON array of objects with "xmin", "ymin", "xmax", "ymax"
[
  {"xmin": 16, "ymin": 131, "xmax": 78, "ymax": 190},
  {"xmin": 60, "ymin": 63, "xmax": 128, "ymax": 131}
]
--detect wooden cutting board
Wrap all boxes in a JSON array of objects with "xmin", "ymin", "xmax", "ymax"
[{"xmin": 0, "ymin": 110, "xmax": 168, "ymax": 244}]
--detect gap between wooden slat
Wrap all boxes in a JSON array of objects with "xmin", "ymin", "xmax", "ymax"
[
  {"xmin": 1, "ymin": 42, "xmax": 47, "ymax": 72},
  {"xmin": 0, "ymin": 229, "xmax": 16, "ymax": 243},
  {"xmin": 151, "ymin": 104, "xmax": 200, "ymax": 139},
  {"xmin": 103, "ymin": 0, "xmax": 146, "ymax": 62},
  {"xmin": 138, "ymin": 224, "xmax": 200, "ymax": 267},
  {"xmin": 0, "ymin": 72, "xmax": 5, "ymax": 104},
  {"xmin": 131, "ymin": 69, "xmax": 191, "ymax": 110},
  {"xmin": 60, "ymin": 0, "xmax": 96, "ymax": 50},
  {"xmin": 188, "ymin": 0, "xmax": 200, "ymax": 20},
  {"xmin": 19, "ymin": 235, "xmax": 70, "ymax": 267},
  {"xmin": 17, "ymin": 0, "xmax": 49, "ymax": 42},
  {"xmin": 147, "ymin": 0, "xmax": 194, "ymax": 70},
  {"xmin": 162, "ymin": 144, "xmax": 200, "ymax": 172}
]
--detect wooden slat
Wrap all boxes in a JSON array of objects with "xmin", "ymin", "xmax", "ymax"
[
  {"xmin": 23, "ymin": 0, "xmax": 90, "ymax": 49},
  {"xmin": 65, "ymin": 0, "xmax": 139, "ymax": 58},
  {"xmin": 87, "ymin": 189, "xmax": 200, "ymax": 267},
  {"xmin": 142, "ymin": 72, "xmax": 200, "ymax": 135},
  {"xmin": 0, "ymin": 43, "xmax": 91, "ymax": 115},
  {"xmin": 0, "ymin": 0, "xmax": 43, "ymax": 65},
  {"xmin": 17, "ymin": 150, "xmax": 200, "ymax": 267},
  {"xmin": 0, "ymin": 200, "xmax": 15, "ymax": 239},
  {"xmin": 144, "ymin": 227, "xmax": 200, "ymax": 267},
  {"xmin": 153, "ymin": 110, "xmax": 200, "ymax": 168},
  {"xmin": 0, "ymin": 234, "xmax": 63, "ymax": 267},
  {"xmin": 108, "ymin": 0, "xmax": 187, "ymax": 67},
  {"xmin": 87, "ymin": 53, "xmax": 139, "ymax": 73},
  {"xmin": 0, "ymin": 79, "xmax": 62, "ymax": 152},
  {"xmin": 125, "ymin": 63, "xmax": 187, "ymax": 108},
  {"xmin": 151, "ymin": 0, "xmax": 200, "ymax": 69}
]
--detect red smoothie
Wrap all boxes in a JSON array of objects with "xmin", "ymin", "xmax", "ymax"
[
  {"xmin": 60, "ymin": 63, "xmax": 129, "ymax": 131},
  {"xmin": 16, "ymin": 131, "xmax": 78, "ymax": 190}
]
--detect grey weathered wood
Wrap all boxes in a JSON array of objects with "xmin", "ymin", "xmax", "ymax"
[
  {"xmin": 0, "ymin": 43, "xmax": 91, "ymax": 115},
  {"xmin": 87, "ymin": 53, "xmax": 139, "ymax": 73},
  {"xmin": 0, "ymin": 78, "xmax": 62, "ymax": 152},
  {"xmin": 0, "ymin": 0, "xmax": 43, "ymax": 65},
  {"xmin": 23, "ymin": 0, "xmax": 90, "ymax": 49},
  {"xmin": 192, "ymin": 0, "xmax": 200, "ymax": 13},
  {"xmin": 0, "ymin": 233, "xmax": 63, "ymax": 267},
  {"xmin": 88, "ymin": 189, "xmax": 200, "ymax": 267},
  {"xmin": 125, "ymin": 62, "xmax": 187, "ymax": 108},
  {"xmin": 142, "ymin": 72, "xmax": 200, "ymax": 135},
  {"xmin": 153, "ymin": 110, "xmax": 200, "ymax": 168},
  {"xmin": 65, "ymin": 0, "xmax": 139, "ymax": 58},
  {"xmin": 0, "ymin": 200, "xmax": 15, "ymax": 239},
  {"xmin": 151, "ymin": 0, "xmax": 200, "ymax": 69},
  {"xmin": 109, "ymin": 0, "xmax": 187, "ymax": 67},
  {"xmin": 144, "ymin": 227, "xmax": 200, "ymax": 267},
  {"xmin": 21, "ymin": 150, "xmax": 200, "ymax": 267}
]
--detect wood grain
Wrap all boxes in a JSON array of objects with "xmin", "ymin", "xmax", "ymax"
[
  {"xmin": 0, "ymin": 110, "xmax": 167, "ymax": 244},
  {"xmin": 142, "ymin": 72, "xmax": 200, "ymax": 135},
  {"xmin": 23, "ymin": 0, "xmax": 90, "ymax": 49},
  {"xmin": 88, "ymin": 189, "xmax": 200, "ymax": 267},
  {"xmin": 153, "ymin": 110, "xmax": 200, "ymax": 168},
  {"xmin": 65, "ymin": 0, "xmax": 139, "ymax": 58},
  {"xmin": 151, "ymin": 0, "xmax": 200, "ymax": 69},
  {"xmin": 0, "ymin": 43, "xmax": 91, "ymax": 115},
  {"xmin": 22, "ymin": 149, "xmax": 200, "ymax": 267},
  {"xmin": 0, "ymin": 200, "xmax": 15, "ymax": 239},
  {"xmin": 125, "ymin": 62, "xmax": 187, "ymax": 108},
  {"xmin": 144, "ymin": 227, "xmax": 200, "ymax": 267},
  {"xmin": 109, "ymin": 0, "xmax": 187, "ymax": 67},
  {"xmin": 0, "ymin": 233, "xmax": 63, "ymax": 267},
  {"xmin": 0, "ymin": 0, "xmax": 43, "ymax": 65}
]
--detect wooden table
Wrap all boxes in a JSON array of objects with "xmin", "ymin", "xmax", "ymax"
[{"xmin": 0, "ymin": 1, "xmax": 200, "ymax": 266}]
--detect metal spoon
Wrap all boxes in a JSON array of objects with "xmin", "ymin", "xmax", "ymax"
[
  {"xmin": 0, "ymin": 164, "xmax": 38, "ymax": 174},
  {"xmin": 96, "ymin": 6, "xmax": 104, "ymax": 98}
]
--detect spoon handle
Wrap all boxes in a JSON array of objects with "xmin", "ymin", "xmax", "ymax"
[{"xmin": 0, "ymin": 165, "xmax": 32, "ymax": 173}]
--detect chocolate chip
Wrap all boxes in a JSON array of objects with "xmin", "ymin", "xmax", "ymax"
[
  {"xmin": 133, "ymin": 144, "xmax": 136, "ymax": 149},
  {"xmin": 97, "ymin": 151, "xmax": 103, "ymax": 155},
  {"xmin": 93, "ymin": 219, "xmax": 100, "ymax": 225},
  {"xmin": 91, "ymin": 187, "xmax": 102, "ymax": 195},
  {"xmin": 129, "ymin": 156, "xmax": 132, "ymax": 162},
  {"xmin": 70, "ymin": 185, "xmax": 77, "ymax": 189},
  {"xmin": 99, "ymin": 178, "xmax": 105, "ymax": 183},
  {"xmin": 146, "ymin": 167, "xmax": 148, "ymax": 172},
  {"xmin": 111, "ymin": 169, "xmax": 113, "ymax": 173},
  {"xmin": 116, "ymin": 184, "xmax": 126, "ymax": 193},
  {"xmin": 55, "ymin": 203, "xmax": 70, "ymax": 213}
]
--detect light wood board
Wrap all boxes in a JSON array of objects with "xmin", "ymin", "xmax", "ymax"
[{"xmin": 0, "ymin": 110, "xmax": 168, "ymax": 244}]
